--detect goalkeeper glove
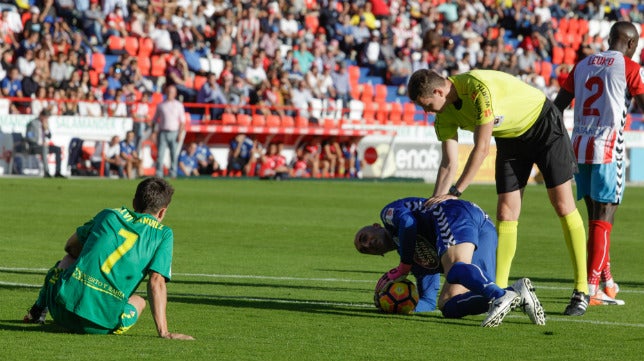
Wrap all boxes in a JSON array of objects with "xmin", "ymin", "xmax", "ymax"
[{"xmin": 375, "ymin": 263, "xmax": 412, "ymax": 294}]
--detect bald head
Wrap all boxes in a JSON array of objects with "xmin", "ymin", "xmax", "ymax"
[{"xmin": 608, "ymin": 21, "xmax": 639, "ymax": 58}]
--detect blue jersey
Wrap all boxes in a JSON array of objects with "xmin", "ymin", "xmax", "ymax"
[
  {"xmin": 178, "ymin": 151, "xmax": 198, "ymax": 176},
  {"xmin": 119, "ymin": 141, "xmax": 136, "ymax": 158},
  {"xmin": 379, "ymin": 198, "xmax": 498, "ymax": 311},
  {"xmin": 230, "ymin": 137, "xmax": 254, "ymax": 160},
  {"xmin": 195, "ymin": 144, "xmax": 212, "ymax": 163}
]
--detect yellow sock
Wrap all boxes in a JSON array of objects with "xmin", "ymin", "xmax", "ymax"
[
  {"xmin": 560, "ymin": 209, "xmax": 588, "ymax": 294},
  {"xmin": 495, "ymin": 220, "xmax": 518, "ymax": 288}
]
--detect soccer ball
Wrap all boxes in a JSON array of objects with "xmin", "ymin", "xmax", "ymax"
[{"xmin": 375, "ymin": 279, "xmax": 419, "ymax": 314}]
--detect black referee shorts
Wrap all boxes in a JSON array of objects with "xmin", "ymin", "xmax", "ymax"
[{"xmin": 494, "ymin": 99, "xmax": 577, "ymax": 194}]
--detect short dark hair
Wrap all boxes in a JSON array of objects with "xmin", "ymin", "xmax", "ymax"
[
  {"xmin": 133, "ymin": 177, "xmax": 175, "ymax": 214},
  {"xmin": 407, "ymin": 69, "xmax": 445, "ymax": 102}
]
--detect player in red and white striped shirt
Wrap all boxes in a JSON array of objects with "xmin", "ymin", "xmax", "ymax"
[{"xmin": 555, "ymin": 21, "xmax": 644, "ymax": 306}]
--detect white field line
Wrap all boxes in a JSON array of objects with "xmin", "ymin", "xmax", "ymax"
[
  {"xmin": 1, "ymin": 266, "xmax": 643, "ymax": 294},
  {"xmin": 3, "ymin": 272, "xmax": 644, "ymax": 328},
  {"xmin": 3, "ymin": 280, "xmax": 643, "ymax": 328}
]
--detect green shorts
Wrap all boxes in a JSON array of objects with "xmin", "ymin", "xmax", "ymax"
[{"xmin": 42, "ymin": 266, "xmax": 139, "ymax": 334}]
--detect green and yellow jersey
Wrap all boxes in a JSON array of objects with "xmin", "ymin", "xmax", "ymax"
[
  {"xmin": 56, "ymin": 207, "xmax": 173, "ymax": 330},
  {"xmin": 435, "ymin": 70, "xmax": 546, "ymax": 141}
]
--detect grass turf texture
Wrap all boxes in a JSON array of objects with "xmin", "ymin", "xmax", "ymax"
[{"xmin": 0, "ymin": 178, "xmax": 642, "ymax": 361}]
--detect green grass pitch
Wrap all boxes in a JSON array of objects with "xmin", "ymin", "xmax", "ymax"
[{"xmin": 0, "ymin": 177, "xmax": 642, "ymax": 361}]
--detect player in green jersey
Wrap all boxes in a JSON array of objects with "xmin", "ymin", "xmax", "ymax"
[
  {"xmin": 23, "ymin": 177, "xmax": 194, "ymax": 339},
  {"xmin": 407, "ymin": 69, "xmax": 589, "ymax": 316}
]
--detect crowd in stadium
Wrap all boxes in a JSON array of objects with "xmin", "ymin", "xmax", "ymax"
[{"xmin": 0, "ymin": 0, "xmax": 642, "ymax": 178}]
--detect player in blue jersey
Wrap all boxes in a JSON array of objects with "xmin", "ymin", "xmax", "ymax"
[
  {"xmin": 23, "ymin": 177, "xmax": 194, "ymax": 340},
  {"xmin": 354, "ymin": 198, "xmax": 545, "ymax": 327}
]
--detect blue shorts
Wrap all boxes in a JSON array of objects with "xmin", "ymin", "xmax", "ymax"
[
  {"xmin": 429, "ymin": 200, "xmax": 497, "ymax": 281},
  {"xmin": 574, "ymin": 162, "xmax": 623, "ymax": 204}
]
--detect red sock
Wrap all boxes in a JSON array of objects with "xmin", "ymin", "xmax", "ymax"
[
  {"xmin": 587, "ymin": 220, "xmax": 612, "ymax": 286},
  {"xmin": 602, "ymin": 261, "xmax": 613, "ymax": 282}
]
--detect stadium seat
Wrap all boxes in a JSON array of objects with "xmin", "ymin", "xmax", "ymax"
[
  {"xmin": 251, "ymin": 114, "xmax": 266, "ymax": 126},
  {"xmin": 151, "ymin": 92, "xmax": 164, "ymax": 105},
  {"xmin": 348, "ymin": 65, "xmax": 360, "ymax": 87},
  {"xmin": 552, "ymin": 46, "xmax": 564, "ymax": 64},
  {"xmin": 281, "ymin": 115, "xmax": 295, "ymax": 127},
  {"xmin": 199, "ymin": 57, "xmax": 210, "ymax": 73},
  {"xmin": 104, "ymin": 54, "xmax": 120, "ymax": 72},
  {"xmin": 350, "ymin": 84, "xmax": 361, "ymax": 101},
  {"xmin": 360, "ymin": 83, "xmax": 374, "ymax": 103},
  {"xmin": 374, "ymin": 84, "xmax": 387, "ymax": 103},
  {"xmin": 88, "ymin": 69, "xmax": 99, "ymax": 86},
  {"xmin": 345, "ymin": 99, "xmax": 362, "ymax": 124},
  {"xmin": 310, "ymin": 98, "xmax": 323, "ymax": 121},
  {"xmin": 124, "ymin": 36, "xmax": 139, "ymax": 56},
  {"xmin": 237, "ymin": 113, "xmax": 251, "ymax": 126},
  {"xmin": 266, "ymin": 115, "xmax": 280, "ymax": 127},
  {"xmin": 137, "ymin": 56, "xmax": 151, "ymax": 76},
  {"xmin": 150, "ymin": 55, "xmax": 167, "ymax": 77},
  {"xmin": 362, "ymin": 99, "xmax": 375, "ymax": 124},
  {"xmin": 210, "ymin": 58, "xmax": 224, "ymax": 78},
  {"xmin": 375, "ymin": 101, "xmax": 389, "ymax": 124},
  {"xmin": 194, "ymin": 75, "xmax": 207, "ymax": 90},
  {"xmin": 540, "ymin": 61, "xmax": 553, "ymax": 86},
  {"xmin": 563, "ymin": 47, "xmax": 577, "ymax": 65},
  {"xmin": 304, "ymin": 14, "xmax": 319, "ymax": 33},
  {"xmin": 184, "ymin": 74, "xmax": 194, "ymax": 89},
  {"xmin": 558, "ymin": 17, "xmax": 569, "ymax": 33},
  {"xmin": 389, "ymin": 102, "xmax": 403, "ymax": 125},
  {"xmin": 402, "ymin": 102, "xmax": 416, "ymax": 124},
  {"xmin": 295, "ymin": 115, "xmax": 309, "ymax": 127},
  {"xmin": 576, "ymin": 19, "xmax": 589, "ymax": 36},
  {"xmin": 138, "ymin": 37, "xmax": 154, "ymax": 57},
  {"xmin": 91, "ymin": 52, "xmax": 106, "ymax": 72},
  {"xmin": 222, "ymin": 112, "xmax": 236, "ymax": 125},
  {"xmin": 567, "ymin": 18, "xmax": 579, "ymax": 35},
  {"xmin": 107, "ymin": 35, "xmax": 125, "ymax": 54}
]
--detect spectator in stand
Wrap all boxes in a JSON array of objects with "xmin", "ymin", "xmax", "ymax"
[
  {"xmin": 79, "ymin": 91, "xmax": 104, "ymax": 117},
  {"xmin": 258, "ymin": 142, "xmax": 289, "ymax": 180},
  {"xmin": 105, "ymin": 4, "xmax": 128, "ymax": 39},
  {"xmin": 387, "ymin": 47, "xmax": 413, "ymax": 87},
  {"xmin": 245, "ymin": 54, "xmax": 268, "ymax": 88},
  {"xmin": 302, "ymin": 136, "xmax": 325, "ymax": 179},
  {"xmin": 516, "ymin": 43, "xmax": 539, "ymax": 77},
  {"xmin": 237, "ymin": 7, "xmax": 260, "ymax": 51},
  {"xmin": 342, "ymin": 138, "xmax": 360, "ymax": 179},
  {"xmin": 227, "ymin": 133, "xmax": 254, "ymax": 177},
  {"xmin": 214, "ymin": 22, "xmax": 234, "ymax": 61},
  {"xmin": 153, "ymin": 84, "xmax": 186, "ymax": 178},
  {"xmin": 150, "ymin": 18, "xmax": 173, "ymax": 54},
  {"xmin": 31, "ymin": 87, "xmax": 49, "ymax": 116},
  {"xmin": 1, "ymin": 67, "xmax": 24, "ymax": 98},
  {"xmin": 25, "ymin": 109, "xmax": 65, "ymax": 178},
  {"xmin": 280, "ymin": 9, "xmax": 299, "ymax": 46},
  {"xmin": 290, "ymin": 78, "xmax": 316, "ymax": 123},
  {"xmin": 131, "ymin": 91, "xmax": 152, "ymax": 148},
  {"xmin": 293, "ymin": 42, "xmax": 315, "ymax": 74},
  {"xmin": 17, "ymin": 48, "xmax": 36, "ymax": 78},
  {"xmin": 195, "ymin": 137, "xmax": 220, "ymax": 176},
  {"xmin": 165, "ymin": 54, "xmax": 197, "ymax": 102},
  {"xmin": 259, "ymin": 29, "xmax": 281, "ymax": 59},
  {"xmin": 109, "ymin": 88, "xmax": 128, "ymax": 117},
  {"xmin": 232, "ymin": 45, "xmax": 253, "ymax": 77},
  {"xmin": 289, "ymin": 146, "xmax": 310, "ymax": 178},
  {"xmin": 322, "ymin": 137, "xmax": 345, "ymax": 178},
  {"xmin": 91, "ymin": 135, "xmax": 125, "ymax": 178},
  {"xmin": 304, "ymin": 64, "xmax": 323, "ymax": 99},
  {"xmin": 227, "ymin": 74, "xmax": 250, "ymax": 115},
  {"xmin": 61, "ymin": 89, "xmax": 80, "ymax": 115},
  {"xmin": 331, "ymin": 61, "xmax": 351, "ymax": 108},
  {"xmin": 177, "ymin": 141, "xmax": 200, "ymax": 177},
  {"xmin": 197, "ymin": 72, "xmax": 227, "ymax": 121},
  {"xmin": 22, "ymin": 67, "xmax": 43, "ymax": 99},
  {"xmin": 120, "ymin": 130, "xmax": 144, "ymax": 179}
]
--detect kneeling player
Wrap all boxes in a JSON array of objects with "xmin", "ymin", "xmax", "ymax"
[{"xmin": 354, "ymin": 198, "xmax": 545, "ymax": 327}]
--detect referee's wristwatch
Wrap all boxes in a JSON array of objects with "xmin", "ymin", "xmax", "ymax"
[{"xmin": 448, "ymin": 185, "xmax": 462, "ymax": 197}]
